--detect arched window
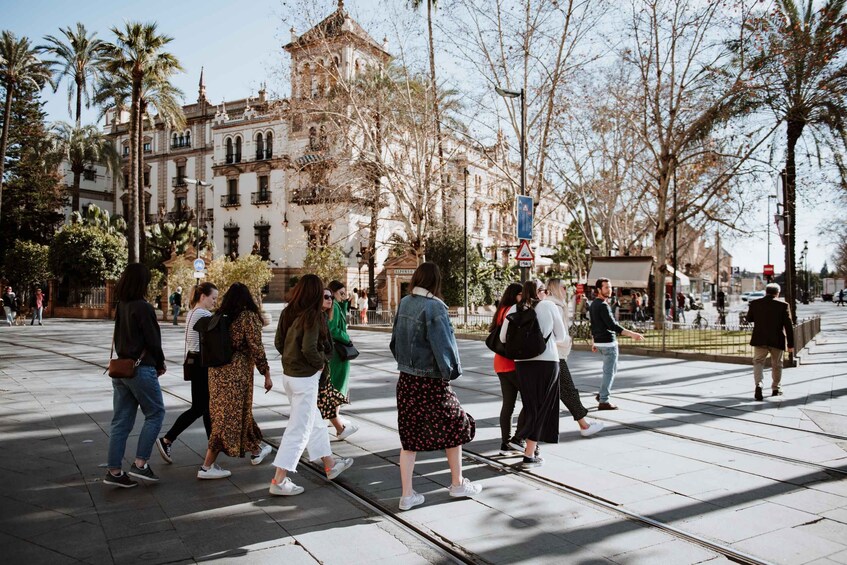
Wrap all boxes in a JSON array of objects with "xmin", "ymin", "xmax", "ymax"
[
  {"xmin": 256, "ymin": 132, "xmax": 264, "ymax": 159},
  {"xmin": 225, "ymin": 138, "xmax": 234, "ymax": 163},
  {"xmin": 178, "ymin": 134, "xmax": 184, "ymax": 146},
  {"xmin": 266, "ymin": 131, "xmax": 273, "ymax": 157},
  {"xmin": 235, "ymin": 137, "xmax": 242, "ymax": 162}
]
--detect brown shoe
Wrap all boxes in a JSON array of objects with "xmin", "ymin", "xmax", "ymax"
[{"xmin": 598, "ymin": 402, "xmax": 618, "ymax": 411}]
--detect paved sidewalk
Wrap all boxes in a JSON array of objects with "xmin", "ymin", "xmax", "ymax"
[{"xmin": 0, "ymin": 302, "xmax": 845, "ymax": 564}]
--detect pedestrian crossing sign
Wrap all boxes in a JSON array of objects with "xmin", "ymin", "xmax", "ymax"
[{"xmin": 515, "ymin": 240, "xmax": 534, "ymax": 261}]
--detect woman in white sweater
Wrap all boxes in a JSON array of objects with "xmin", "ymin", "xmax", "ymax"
[
  {"xmin": 499, "ymin": 279, "xmax": 565, "ymax": 468},
  {"xmin": 545, "ymin": 278, "xmax": 603, "ymax": 438}
]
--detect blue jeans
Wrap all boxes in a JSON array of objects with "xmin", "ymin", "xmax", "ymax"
[
  {"xmin": 31, "ymin": 307, "xmax": 43, "ymax": 325},
  {"xmin": 107, "ymin": 365, "xmax": 165, "ymax": 470},
  {"xmin": 172, "ymin": 305, "xmax": 180, "ymax": 325},
  {"xmin": 598, "ymin": 345, "xmax": 619, "ymax": 403}
]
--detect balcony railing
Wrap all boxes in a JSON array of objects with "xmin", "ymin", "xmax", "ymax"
[
  {"xmin": 172, "ymin": 176, "xmax": 187, "ymax": 188},
  {"xmin": 251, "ymin": 191, "xmax": 272, "ymax": 205},
  {"xmin": 221, "ymin": 194, "xmax": 240, "ymax": 207},
  {"xmin": 171, "ymin": 141, "xmax": 191, "ymax": 149},
  {"xmin": 225, "ymin": 154, "xmax": 242, "ymax": 164},
  {"xmin": 255, "ymin": 149, "xmax": 273, "ymax": 160}
]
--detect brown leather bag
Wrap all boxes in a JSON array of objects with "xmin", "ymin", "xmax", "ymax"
[{"xmin": 105, "ymin": 304, "xmax": 143, "ymax": 378}]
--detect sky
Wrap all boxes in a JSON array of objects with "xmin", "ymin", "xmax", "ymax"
[{"xmin": 2, "ymin": 0, "xmax": 841, "ymax": 275}]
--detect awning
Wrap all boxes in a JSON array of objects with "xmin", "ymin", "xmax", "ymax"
[
  {"xmin": 664, "ymin": 265, "xmax": 691, "ymax": 286},
  {"xmin": 587, "ymin": 256, "xmax": 653, "ymax": 288}
]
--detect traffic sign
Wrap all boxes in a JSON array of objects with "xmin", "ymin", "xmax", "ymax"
[
  {"xmin": 517, "ymin": 195, "xmax": 533, "ymax": 240},
  {"xmin": 518, "ymin": 260, "xmax": 533, "ymax": 268},
  {"xmin": 193, "ymin": 258, "xmax": 206, "ymax": 271},
  {"xmin": 763, "ymin": 264, "xmax": 774, "ymax": 276},
  {"xmin": 515, "ymin": 240, "xmax": 534, "ymax": 261},
  {"xmin": 193, "ymin": 271, "xmax": 205, "ymax": 279}
]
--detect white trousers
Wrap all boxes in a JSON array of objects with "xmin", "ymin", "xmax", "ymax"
[{"xmin": 272, "ymin": 371, "xmax": 332, "ymax": 472}]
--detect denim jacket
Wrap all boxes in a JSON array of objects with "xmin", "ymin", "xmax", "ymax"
[{"xmin": 389, "ymin": 288, "xmax": 462, "ymax": 380}]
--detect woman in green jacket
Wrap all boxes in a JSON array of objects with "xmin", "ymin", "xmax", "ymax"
[{"xmin": 326, "ymin": 280, "xmax": 358, "ymax": 441}]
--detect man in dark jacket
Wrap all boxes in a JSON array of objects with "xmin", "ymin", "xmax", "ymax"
[{"xmin": 746, "ymin": 283, "xmax": 794, "ymax": 400}]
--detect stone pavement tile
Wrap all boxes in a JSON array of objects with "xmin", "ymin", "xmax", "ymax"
[
  {"xmin": 795, "ymin": 518, "xmax": 847, "ymax": 546},
  {"xmin": 808, "ymin": 478, "xmax": 847, "ymax": 498},
  {"xmin": 424, "ymin": 507, "xmax": 532, "ymax": 541},
  {"xmin": 554, "ymin": 517, "xmax": 676, "ymax": 556},
  {"xmin": 822, "ymin": 549, "xmax": 847, "ymax": 565},
  {"xmin": 624, "ymin": 493, "xmax": 723, "ymax": 524},
  {"xmin": 608, "ymin": 538, "xmax": 721, "ymax": 564},
  {"xmin": 98, "ymin": 504, "xmax": 174, "ymax": 540},
  {"xmin": 680, "ymin": 502, "xmax": 818, "ymax": 543},
  {"xmin": 0, "ymin": 495, "xmax": 81, "ymax": 539},
  {"xmin": 257, "ymin": 483, "xmax": 371, "ymax": 530},
  {"xmin": 769, "ymin": 489, "xmax": 847, "ymax": 514},
  {"xmin": 30, "ymin": 519, "xmax": 112, "ymax": 563},
  {"xmin": 289, "ymin": 519, "xmax": 420, "ymax": 564},
  {"xmin": 458, "ymin": 530, "xmax": 611, "ymax": 564},
  {"xmin": 595, "ymin": 482, "xmax": 672, "ymax": 505},
  {"xmin": 652, "ymin": 467, "xmax": 775, "ymax": 503},
  {"xmin": 822, "ymin": 508, "xmax": 847, "ymax": 525},
  {"xmin": 366, "ymin": 553, "xmax": 437, "ymax": 565},
  {"xmin": 732, "ymin": 526, "xmax": 846, "ymax": 565},
  {"xmin": 611, "ymin": 454, "xmax": 712, "ymax": 483},
  {"xmin": 204, "ymin": 541, "xmax": 317, "ymax": 565},
  {"xmin": 178, "ymin": 513, "xmax": 293, "ymax": 558},
  {"xmin": 547, "ymin": 467, "xmax": 643, "ymax": 493},
  {"xmin": 0, "ymin": 531, "xmax": 81, "ymax": 565},
  {"xmin": 108, "ymin": 529, "xmax": 192, "ymax": 565}
]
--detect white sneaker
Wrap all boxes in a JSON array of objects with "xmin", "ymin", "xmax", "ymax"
[
  {"xmin": 197, "ymin": 464, "xmax": 231, "ymax": 480},
  {"xmin": 251, "ymin": 444, "xmax": 273, "ymax": 466},
  {"xmin": 580, "ymin": 421, "xmax": 605, "ymax": 438},
  {"xmin": 448, "ymin": 478, "xmax": 483, "ymax": 498},
  {"xmin": 336, "ymin": 423, "xmax": 359, "ymax": 441},
  {"xmin": 326, "ymin": 457, "xmax": 354, "ymax": 480},
  {"xmin": 399, "ymin": 491, "xmax": 425, "ymax": 511},
  {"xmin": 269, "ymin": 477, "xmax": 304, "ymax": 496}
]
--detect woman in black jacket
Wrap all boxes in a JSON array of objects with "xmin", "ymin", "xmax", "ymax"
[{"xmin": 105, "ymin": 263, "xmax": 167, "ymax": 488}]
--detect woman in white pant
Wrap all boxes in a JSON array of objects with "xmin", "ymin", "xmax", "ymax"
[{"xmin": 269, "ymin": 274, "xmax": 353, "ymax": 495}]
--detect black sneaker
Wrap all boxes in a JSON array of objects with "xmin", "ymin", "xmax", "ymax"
[
  {"xmin": 521, "ymin": 456, "xmax": 544, "ymax": 469},
  {"xmin": 500, "ymin": 442, "xmax": 521, "ymax": 456},
  {"xmin": 128, "ymin": 462, "xmax": 159, "ymax": 482},
  {"xmin": 772, "ymin": 389, "xmax": 783, "ymax": 397},
  {"xmin": 754, "ymin": 386, "xmax": 764, "ymax": 401},
  {"xmin": 104, "ymin": 471, "xmax": 138, "ymax": 488},
  {"xmin": 156, "ymin": 438, "xmax": 173, "ymax": 464},
  {"xmin": 507, "ymin": 437, "xmax": 526, "ymax": 452}
]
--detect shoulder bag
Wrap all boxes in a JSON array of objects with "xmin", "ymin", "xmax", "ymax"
[
  {"xmin": 105, "ymin": 304, "xmax": 143, "ymax": 378},
  {"xmin": 334, "ymin": 340, "xmax": 360, "ymax": 361}
]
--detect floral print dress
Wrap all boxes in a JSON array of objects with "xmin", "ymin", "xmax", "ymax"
[{"xmin": 208, "ymin": 310, "xmax": 269, "ymax": 458}]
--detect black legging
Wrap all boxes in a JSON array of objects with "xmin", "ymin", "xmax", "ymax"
[
  {"xmin": 164, "ymin": 370, "xmax": 211, "ymax": 441},
  {"xmin": 559, "ymin": 359, "xmax": 588, "ymax": 421},
  {"xmin": 497, "ymin": 371, "xmax": 526, "ymax": 443}
]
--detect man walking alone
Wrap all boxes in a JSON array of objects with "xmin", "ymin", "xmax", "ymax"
[
  {"xmin": 589, "ymin": 278, "xmax": 644, "ymax": 410},
  {"xmin": 746, "ymin": 283, "xmax": 794, "ymax": 400}
]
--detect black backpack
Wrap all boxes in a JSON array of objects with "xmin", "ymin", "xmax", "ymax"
[
  {"xmin": 503, "ymin": 306, "xmax": 550, "ymax": 360},
  {"xmin": 193, "ymin": 313, "xmax": 233, "ymax": 367}
]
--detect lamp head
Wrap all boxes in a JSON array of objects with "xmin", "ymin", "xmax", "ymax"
[{"xmin": 495, "ymin": 86, "xmax": 521, "ymax": 99}]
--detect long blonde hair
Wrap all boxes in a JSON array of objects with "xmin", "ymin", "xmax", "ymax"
[{"xmin": 546, "ymin": 278, "xmax": 567, "ymax": 302}]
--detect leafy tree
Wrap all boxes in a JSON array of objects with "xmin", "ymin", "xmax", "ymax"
[
  {"xmin": 71, "ymin": 202, "xmax": 126, "ymax": 235},
  {"xmin": 3, "ymin": 240, "xmax": 51, "ymax": 298},
  {"xmin": 0, "ymin": 86, "xmax": 65, "ymax": 263},
  {"xmin": 550, "ymin": 220, "xmax": 591, "ymax": 282},
  {"xmin": 49, "ymin": 223, "xmax": 127, "ymax": 287},
  {"xmin": 425, "ymin": 225, "xmax": 484, "ymax": 306},
  {"xmin": 204, "ymin": 254, "xmax": 273, "ymax": 306},
  {"xmin": 145, "ymin": 220, "xmax": 204, "ymax": 275},
  {"xmin": 0, "ymin": 31, "xmax": 53, "ymax": 223},
  {"xmin": 820, "ymin": 261, "xmax": 830, "ymax": 278},
  {"xmin": 302, "ymin": 245, "xmax": 346, "ymax": 287},
  {"xmin": 51, "ymin": 121, "xmax": 120, "ymax": 211}
]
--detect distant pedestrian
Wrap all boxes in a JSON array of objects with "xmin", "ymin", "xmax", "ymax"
[
  {"xmin": 3, "ymin": 286, "xmax": 16, "ymax": 326},
  {"xmin": 156, "ymin": 282, "xmax": 218, "ymax": 464},
  {"xmin": 104, "ymin": 263, "xmax": 166, "ymax": 488},
  {"xmin": 325, "ymin": 280, "xmax": 358, "ymax": 440},
  {"xmin": 391, "ymin": 262, "xmax": 481, "ymax": 510},
  {"xmin": 664, "ymin": 292, "xmax": 672, "ymax": 320},
  {"xmin": 269, "ymin": 275, "xmax": 353, "ymax": 496},
  {"xmin": 358, "ymin": 291, "xmax": 368, "ymax": 324},
  {"xmin": 837, "ymin": 288, "xmax": 845, "ymax": 306},
  {"xmin": 349, "ymin": 288, "xmax": 359, "ymax": 323},
  {"xmin": 590, "ymin": 278, "xmax": 645, "ymax": 410},
  {"xmin": 30, "ymin": 287, "xmax": 44, "ymax": 326},
  {"xmin": 676, "ymin": 292, "xmax": 686, "ymax": 322},
  {"xmin": 500, "ymin": 280, "xmax": 566, "ymax": 468},
  {"xmin": 545, "ymin": 278, "xmax": 603, "ymax": 438},
  {"xmin": 490, "ymin": 282, "xmax": 527, "ymax": 455},
  {"xmin": 170, "ymin": 286, "xmax": 183, "ymax": 325},
  {"xmin": 199, "ymin": 283, "xmax": 274, "ymax": 479},
  {"xmin": 746, "ymin": 283, "xmax": 794, "ymax": 400}
]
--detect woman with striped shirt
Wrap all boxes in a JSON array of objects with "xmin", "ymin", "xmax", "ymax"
[{"xmin": 156, "ymin": 282, "xmax": 218, "ymax": 463}]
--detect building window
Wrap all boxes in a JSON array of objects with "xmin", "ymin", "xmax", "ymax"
[
  {"xmin": 143, "ymin": 141, "xmax": 152, "ymax": 152},
  {"xmin": 256, "ymin": 132, "xmax": 264, "ymax": 160},
  {"xmin": 123, "ymin": 146, "xmax": 129, "ymax": 156},
  {"xmin": 175, "ymin": 196, "xmax": 186, "ymax": 212},
  {"xmin": 235, "ymin": 137, "xmax": 242, "ymax": 162},
  {"xmin": 143, "ymin": 170, "xmax": 150, "ymax": 186},
  {"xmin": 225, "ymin": 138, "xmax": 234, "ymax": 163},
  {"xmin": 83, "ymin": 168, "xmax": 96, "ymax": 181},
  {"xmin": 259, "ymin": 175, "xmax": 269, "ymax": 197},
  {"xmin": 266, "ymin": 131, "xmax": 273, "ymax": 158},
  {"xmin": 254, "ymin": 225, "xmax": 270, "ymax": 261},
  {"xmin": 176, "ymin": 165, "xmax": 185, "ymax": 185},
  {"xmin": 226, "ymin": 178, "xmax": 238, "ymax": 205},
  {"xmin": 224, "ymin": 224, "xmax": 240, "ymax": 258}
]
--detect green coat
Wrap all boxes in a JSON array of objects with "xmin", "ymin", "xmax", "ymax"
[{"xmin": 328, "ymin": 299, "xmax": 351, "ymax": 395}]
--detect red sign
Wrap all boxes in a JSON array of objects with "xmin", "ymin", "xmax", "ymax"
[
  {"xmin": 576, "ymin": 283, "xmax": 585, "ymax": 294},
  {"xmin": 763, "ymin": 264, "xmax": 774, "ymax": 276}
]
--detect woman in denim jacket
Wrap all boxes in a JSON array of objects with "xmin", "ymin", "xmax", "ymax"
[{"xmin": 389, "ymin": 262, "xmax": 482, "ymax": 511}]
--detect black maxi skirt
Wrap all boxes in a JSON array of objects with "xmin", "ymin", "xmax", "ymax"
[{"xmin": 515, "ymin": 360, "xmax": 560, "ymax": 444}]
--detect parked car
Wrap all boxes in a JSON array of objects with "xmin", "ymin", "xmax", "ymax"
[
  {"xmin": 741, "ymin": 291, "xmax": 752, "ymax": 302},
  {"xmin": 747, "ymin": 290, "xmax": 766, "ymax": 302}
]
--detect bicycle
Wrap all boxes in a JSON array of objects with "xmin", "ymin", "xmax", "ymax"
[{"xmin": 692, "ymin": 310, "xmax": 708, "ymax": 329}]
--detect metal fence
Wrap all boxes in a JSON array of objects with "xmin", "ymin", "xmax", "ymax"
[
  {"xmin": 794, "ymin": 316, "xmax": 821, "ymax": 352},
  {"xmin": 60, "ymin": 286, "xmax": 106, "ymax": 308}
]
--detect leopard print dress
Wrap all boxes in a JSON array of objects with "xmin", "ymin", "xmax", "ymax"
[{"xmin": 208, "ymin": 310, "xmax": 269, "ymax": 458}]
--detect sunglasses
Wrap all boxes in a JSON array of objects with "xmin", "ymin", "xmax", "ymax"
[{"xmin": 323, "ymin": 294, "xmax": 333, "ymax": 299}]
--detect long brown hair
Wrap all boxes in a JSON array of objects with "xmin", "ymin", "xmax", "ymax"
[
  {"xmin": 516, "ymin": 280, "xmax": 542, "ymax": 311},
  {"xmin": 409, "ymin": 262, "xmax": 442, "ymax": 298},
  {"xmin": 281, "ymin": 274, "xmax": 327, "ymax": 341},
  {"xmin": 490, "ymin": 282, "xmax": 523, "ymax": 331}
]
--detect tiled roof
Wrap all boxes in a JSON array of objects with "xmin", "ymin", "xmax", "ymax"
[{"xmin": 284, "ymin": 6, "xmax": 387, "ymax": 55}]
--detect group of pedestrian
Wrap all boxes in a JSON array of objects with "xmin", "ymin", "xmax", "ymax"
[
  {"xmin": 104, "ymin": 263, "xmax": 357, "ymax": 495},
  {"xmin": 1, "ymin": 285, "xmax": 44, "ymax": 326}
]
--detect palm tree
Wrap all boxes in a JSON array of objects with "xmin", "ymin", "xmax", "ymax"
[
  {"xmin": 51, "ymin": 121, "xmax": 120, "ymax": 212},
  {"xmin": 747, "ymin": 0, "xmax": 847, "ymax": 321},
  {"xmin": 0, "ymin": 31, "xmax": 53, "ymax": 223},
  {"xmin": 101, "ymin": 22, "xmax": 182, "ymax": 263},
  {"xmin": 38, "ymin": 23, "xmax": 107, "ymax": 126}
]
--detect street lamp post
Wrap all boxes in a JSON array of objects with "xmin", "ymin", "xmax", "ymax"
[
  {"xmin": 356, "ymin": 251, "xmax": 363, "ymax": 294},
  {"xmin": 803, "ymin": 240, "xmax": 809, "ymax": 304},
  {"xmin": 183, "ymin": 177, "xmax": 213, "ymax": 262},
  {"xmin": 463, "ymin": 166, "xmax": 469, "ymax": 325},
  {"xmin": 495, "ymin": 85, "xmax": 527, "ymax": 283},
  {"xmin": 767, "ymin": 194, "xmax": 777, "ymax": 272}
]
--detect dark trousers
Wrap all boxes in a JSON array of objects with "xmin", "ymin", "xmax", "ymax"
[
  {"xmin": 164, "ymin": 371, "xmax": 211, "ymax": 441},
  {"xmin": 559, "ymin": 359, "xmax": 588, "ymax": 421},
  {"xmin": 496, "ymin": 371, "xmax": 526, "ymax": 443},
  {"xmin": 515, "ymin": 360, "xmax": 560, "ymax": 444}
]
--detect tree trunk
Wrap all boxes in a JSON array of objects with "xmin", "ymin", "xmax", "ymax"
[
  {"xmin": 127, "ymin": 80, "xmax": 141, "ymax": 263},
  {"xmin": 75, "ymin": 77, "xmax": 83, "ymax": 128},
  {"xmin": 785, "ymin": 120, "xmax": 803, "ymax": 324},
  {"xmin": 137, "ymin": 112, "xmax": 147, "ymax": 261},
  {"xmin": 71, "ymin": 167, "xmax": 82, "ymax": 212},
  {"xmin": 0, "ymin": 83, "xmax": 15, "ymax": 225},
  {"xmin": 426, "ymin": 1, "xmax": 448, "ymax": 226}
]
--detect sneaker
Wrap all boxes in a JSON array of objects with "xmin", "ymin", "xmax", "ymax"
[
  {"xmin": 597, "ymin": 402, "xmax": 618, "ymax": 411},
  {"xmin": 448, "ymin": 478, "xmax": 483, "ymax": 498},
  {"xmin": 103, "ymin": 471, "xmax": 138, "ymax": 488},
  {"xmin": 507, "ymin": 437, "xmax": 526, "ymax": 452},
  {"xmin": 197, "ymin": 464, "xmax": 232, "ymax": 480},
  {"xmin": 251, "ymin": 444, "xmax": 272, "ymax": 466},
  {"xmin": 580, "ymin": 421, "xmax": 605, "ymax": 438},
  {"xmin": 499, "ymin": 442, "xmax": 521, "ymax": 456},
  {"xmin": 772, "ymin": 389, "xmax": 783, "ymax": 397},
  {"xmin": 521, "ymin": 456, "xmax": 544, "ymax": 469},
  {"xmin": 595, "ymin": 393, "xmax": 600, "ymax": 402},
  {"xmin": 128, "ymin": 463, "xmax": 159, "ymax": 482},
  {"xmin": 326, "ymin": 457, "xmax": 354, "ymax": 480},
  {"xmin": 156, "ymin": 438, "xmax": 173, "ymax": 464},
  {"xmin": 754, "ymin": 386, "xmax": 764, "ymax": 401},
  {"xmin": 399, "ymin": 491, "xmax": 425, "ymax": 510},
  {"xmin": 269, "ymin": 477, "xmax": 304, "ymax": 496},
  {"xmin": 336, "ymin": 423, "xmax": 359, "ymax": 441}
]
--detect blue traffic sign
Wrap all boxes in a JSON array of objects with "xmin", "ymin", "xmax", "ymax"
[
  {"xmin": 517, "ymin": 195, "xmax": 533, "ymax": 240},
  {"xmin": 193, "ymin": 258, "xmax": 206, "ymax": 271}
]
